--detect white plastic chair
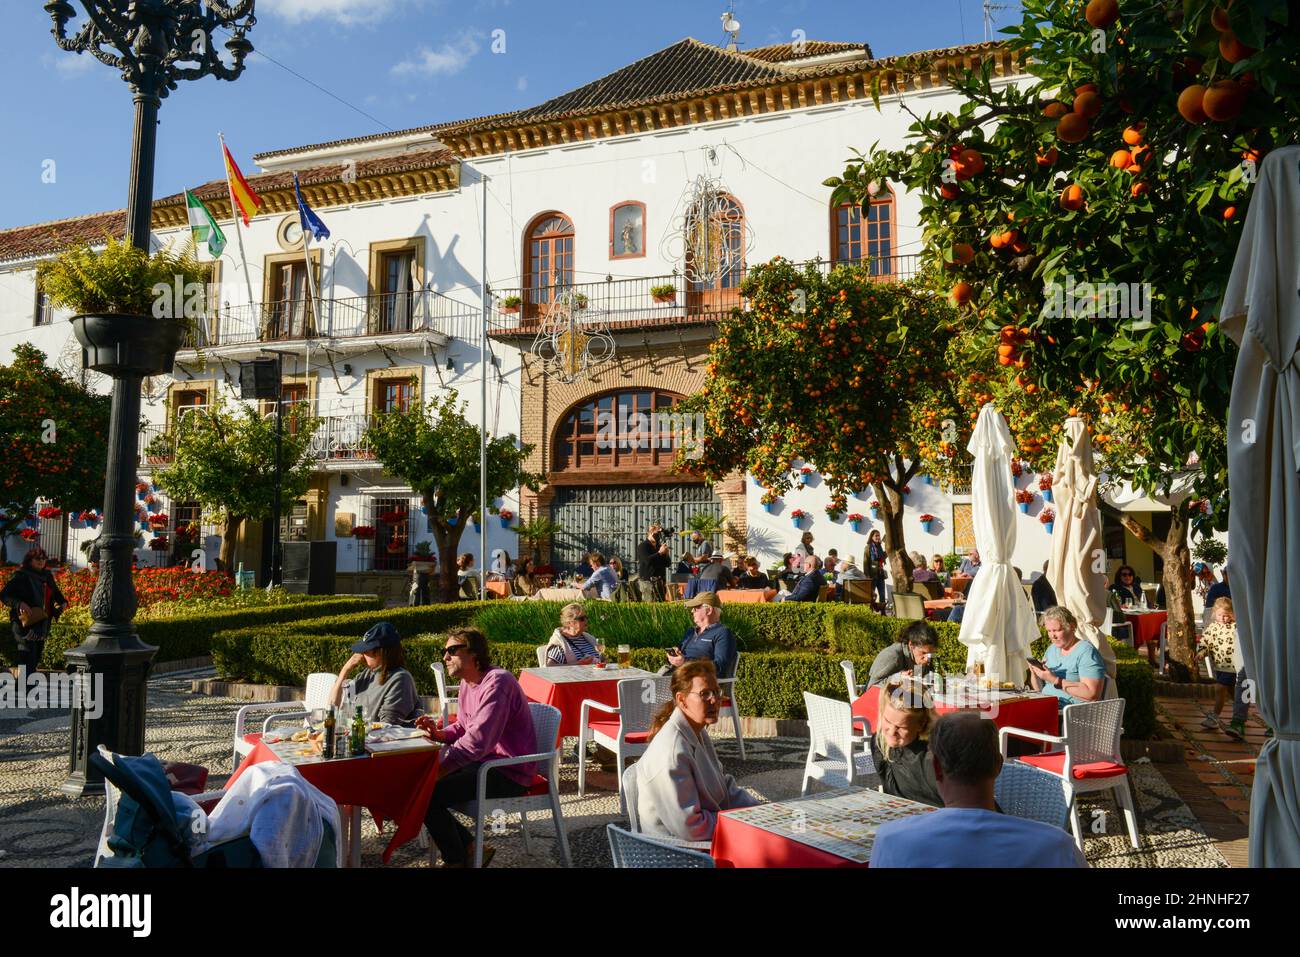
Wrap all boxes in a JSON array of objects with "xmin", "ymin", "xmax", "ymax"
[
  {"xmin": 231, "ymin": 672, "xmax": 343, "ymax": 772},
  {"xmin": 717, "ymin": 652, "xmax": 746, "ymax": 760},
  {"xmin": 429, "ymin": 661, "xmax": 459, "ymax": 723},
  {"xmin": 606, "ymin": 824, "xmax": 715, "ymax": 868},
  {"xmin": 999, "ymin": 697, "xmax": 1139, "ymax": 852},
  {"xmin": 578, "ymin": 675, "xmax": 670, "ymax": 796},
  {"xmin": 839, "ymin": 660, "xmax": 868, "ymax": 750},
  {"xmin": 800, "ymin": 692, "xmax": 875, "ymax": 795},
  {"xmin": 444, "ymin": 701, "xmax": 572, "ymax": 868},
  {"xmin": 619, "ymin": 762, "xmax": 712, "ymax": 851},
  {"xmin": 1102, "ymin": 607, "xmax": 1134, "ymax": 647}
]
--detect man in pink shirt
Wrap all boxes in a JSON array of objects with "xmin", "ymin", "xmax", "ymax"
[{"xmin": 417, "ymin": 627, "xmax": 537, "ymax": 866}]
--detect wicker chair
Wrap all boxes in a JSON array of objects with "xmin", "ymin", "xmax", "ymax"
[{"xmin": 994, "ymin": 760, "xmax": 1071, "ymax": 830}]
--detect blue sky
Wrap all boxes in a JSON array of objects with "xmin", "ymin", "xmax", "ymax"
[{"xmin": 0, "ymin": 0, "xmax": 1023, "ymax": 232}]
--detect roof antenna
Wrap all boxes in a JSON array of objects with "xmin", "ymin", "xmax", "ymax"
[
  {"xmin": 720, "ymin": 5, "xmax": 741, "ymax": 51},
  {"xmin": 983, "ymin": 0, "xmax": 1011, "ymax": 42}
]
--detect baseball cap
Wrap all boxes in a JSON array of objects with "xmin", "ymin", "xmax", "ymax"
[
  {"xmin": 684, "ymin": 591, "xmax": 721, "ymax": 609},
  {"xmin": 352, "ymin": 621, "xmax": 401, "ymax": 653}
]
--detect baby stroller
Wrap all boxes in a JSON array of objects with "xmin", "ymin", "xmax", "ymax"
[{"xmin": 91, "ymin": 746, "xmax": 337, "ymax": 868}]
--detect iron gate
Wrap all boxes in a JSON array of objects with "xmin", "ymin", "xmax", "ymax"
[{"xmin": 549, "ymin": 485, "xmax": 722, "ymax": 574}]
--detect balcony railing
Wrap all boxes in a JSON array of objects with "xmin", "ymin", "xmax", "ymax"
[
  {"xmin": 489, "ymin": 254, "xmax": 919, "ymax": 333},
  {"xmin": 139, "ymin": 411, "xmax": 380, "ymax": 468}
]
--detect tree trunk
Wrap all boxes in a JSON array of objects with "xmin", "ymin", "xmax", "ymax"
[
  {"xmin": 430, "ymin": 498, "xmax": 468, "ymax": 603},
  {"xmin": 219, "ymin": 515, "xmax": 241, "ymax": 573},
  {"xmin": 874, "ymin": 455, "xmax": 918, "ymax": 593},
  {"xmin": 1120, "ymin": 511, "xmax": 1197, "ymax": 683}
]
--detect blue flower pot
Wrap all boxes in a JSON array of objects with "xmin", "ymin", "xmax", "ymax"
[
  {"xmin": 870, "ymin": 509, "xmax": 880, "ymax": 521},
  {"xmin": 922, "ymin": 474, "xmax": 933, "ymax": 485},
  {"xmin": 921, "ymin": 520, "xmax": 934, "ymax": 534},
  {"xmin": 801, "ymin": 473, "xmax": 813, "ymax": 485},
  {"xmin": 448, "ymin": 517, "xmax": 457, "ymax": 526},
  {"xmin": 849, "ymin": 519, "xmax": 861, "ymax": 533},
  {"xmin": 1018, "ymin": 502, "xmax": 1030, "ymax": 514},
  {"xmin": 1045, "ymin": 522, "xmax": 1055, "ymax": 534},
  {"xmin": 1042, "ymin": 488, "xmax": 1053, "ymax": 503},
  {"xmin": 791, "ymin": 517, "xmax": 803, "ymax": 529},
  {"xmin": 473, "ymin": 522, "xmax": 482, "ymax": 533},
  {"xmin": 763, "ymin": 502, "xmax": 774, "ymax": 514},
  {"xmin": 419, "ymin": 505, "xmax": 428, "ymax": 515},
  {"xmin": 499, "ymin": 517, "xmax": 510, "ymax": 529}
]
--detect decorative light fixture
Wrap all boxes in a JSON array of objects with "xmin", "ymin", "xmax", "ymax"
[
  {"xmin": 661, "ymin": 150, "xmax": 754, "ymax": 285},
  {"xmin": 529, "ymin": 289, "xmax": 615, "ymax": 384}
]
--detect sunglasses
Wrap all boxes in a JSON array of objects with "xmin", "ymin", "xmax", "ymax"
[
  {"xmin": 572, "ymin": 615, "xmax": 588, "ymax": 622},
  {"xmin": 443, "ymin": 644, "xmax": 468, "ymax": 658}
]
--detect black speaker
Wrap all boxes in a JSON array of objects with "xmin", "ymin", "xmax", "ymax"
[
  {"xmin": 239, "ymin": 358, "xmax": 280, "ymax": 399},
  {"xmin": 282, "ymin": 541, "xmax": 337, "ymax": 595}
]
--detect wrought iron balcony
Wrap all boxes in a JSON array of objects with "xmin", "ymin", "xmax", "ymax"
[{"xmin": 488, "ymin": 254, "xmax": 919, "ymax": 335}]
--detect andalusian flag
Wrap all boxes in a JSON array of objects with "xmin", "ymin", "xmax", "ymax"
[
  {"xmin": 222, "ymin": 143, "xmax": 263, "ymax": 226},
  {"xmin": 184, "ymin": 190, "xmax": 226, "ymax": 257}
]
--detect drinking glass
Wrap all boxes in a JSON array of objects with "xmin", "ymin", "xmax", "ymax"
[
  {"xmin": 595, "ymin": 638, "xmax": 606, "ymax": 661},
  {"xmin": 617, "ymin": 644, "xmax": 631, "ymax": 668}
]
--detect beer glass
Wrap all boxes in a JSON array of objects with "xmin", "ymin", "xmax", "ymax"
[{"xmin": 617, "ymin": 644, "xmax": 631, "ymax": 668}]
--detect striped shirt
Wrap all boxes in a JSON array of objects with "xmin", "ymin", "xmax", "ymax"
[{"xmin": 546, "ymin": 631, "xmax": 602, "ymax": 665}]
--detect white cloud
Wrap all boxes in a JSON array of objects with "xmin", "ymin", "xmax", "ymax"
[
  {"xmin": 516, "ymin": 75, "xmax": 528, "ymax": 92},
  {"xmin": 391, "ymin": 33, "xmax": 483, "ymax": 77},
  {"xmin": 261, "ymin": 0, "xmax": 426, "ymax": 26},
  {"xmin": 42, "ymin": 52, "xmax": 97, "ymax": 77}
]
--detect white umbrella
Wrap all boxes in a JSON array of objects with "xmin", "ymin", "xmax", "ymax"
[
  {"xmin": 959, "ymin": 404, "xmax": 1038, "ymax": 682},
  {"xmin": 1220, "ymin": 144, "xmax": 1300, "ymax": 868},
  {"xmin": 1047, "ymin": 417, "xmax": 1117, "ymax": 680}
]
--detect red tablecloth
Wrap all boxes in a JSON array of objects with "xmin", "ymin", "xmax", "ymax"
[
  {"xmin": 518, "ymin": 666, "xmax": 658, "ymax": 740},
  {"xmin": 715, "ymin": 589, "xmax": 772, "ymax": 603},
  {"xmin": 1125, "ymin": 610, "xmax": 1167, "ymax": 648},
  {"xmin": 852, "ymin": 685, "xmax": 1059, "ymax": 737},
  {"xmin": 711, "ymin": 813, "xmax": 867, "ymax": 868},
  {"xmin": 229, "ymin": 734, "xmax": 441, "ymax": 864}
]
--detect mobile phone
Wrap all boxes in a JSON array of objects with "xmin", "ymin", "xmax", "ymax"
[{"xmin": 1025, "ymin": 657, "xmax": 1045, "ymax": 671}]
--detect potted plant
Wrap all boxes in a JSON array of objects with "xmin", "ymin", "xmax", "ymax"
[
  {"xmin": 1039, "ymin": 507, "xmax": 1056, "ymax": 534},
  {"xmin": 515, "ymin": 515, "xmax": 563, "ymax": 564},
  {"xmin": 760, "ymin": 490, "xmax": 779, "ymax": 514},
  {"xmin": 573, "ymin": 293, "xmax": 589, "ymax": 310},
  {"xmin": 869, "ymin": 499, "xmax": 881, "ymax": 521},
  {"xmin": 901, "ymin": 484, "xmax": 912, "ymax": 498},
  {"xmin": 410, "ymin": 540, "xmax": 435, "ymax": 571},
  {"xmin": 82, "ymin": 509, "xmax": 100, "ymax": 529},
  {"xmin": 847, "ymin": 512, "xmax": 865, "ymax": 532},
  {"xmin": 1015, "ymin": 489, "xmax": 1036, "ymax": 513},
  {"xmin": 500, "ymin": 295, "xmax": 522, "ymax": 314},
  {"xmin": 919, "ymin": 513, "xmax": 937, "ymax": 533},
  {"xmin": 498, "ymin": 508, "xmax": 514, "ymax": 529},
  {"xmin": 148, "ymin": 535, "xmax": 169, "ymax": 552},
  {"xmin": 379, "ymin": 509, "xmax": 407, "ymax": 526},
  {"xmin": 650, "ymin": 283, "xmax": 676, "ymax": 304},
  {"xmin": 824, "ymin": 492, "xmax": 848, "ymax": 522},
  {"xmin": 38, "ymin": 238, "xmax": 207, "ymax": 377},
  {"xmin": 790, "ymin": 508, "xmax": 809, "ymax": 528},
  {"xmin": 37, "ymin": 506, "xmax": 63, "ymax": 521},
  {"xmin": 19, "ymin": 528, "xmax": 39, "ymax": 543},
  {"xmin": 920, "ymin": 474, "xmax": 933, "ymax": 485},
  {"xmin": 135, "ymin": 481, "xmax": 150, "ymax": 500},
  {"xmin": 352, "ymin": 525, "xmax": 376, "ymax": 539},
  {"xmin": 1010, "ymin": 458, "xmax": 1025, "ymax": 479},
  {"xmin": 1038, "ymin": 472, "xmax": 1054, "ymax": 503},
  {"xmin": 470, "ymin": 511, "xmax": 482, "ymax": 533},
  {"xmin": 799, "ymin": 466, "xmax": 815, "ymax": 485}
]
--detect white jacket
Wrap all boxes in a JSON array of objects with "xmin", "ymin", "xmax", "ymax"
[
  {"xmin": 202, "ymin": 762, "xmax": 342, "ymax": 868},
  {"xmin": 635, "ymin": 707, "xmax": 758, "ymax": 842}
]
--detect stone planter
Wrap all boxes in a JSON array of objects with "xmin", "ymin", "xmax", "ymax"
[{"xmin": 72, "ymin": 314, "xmax": 186, "ymax": 377}]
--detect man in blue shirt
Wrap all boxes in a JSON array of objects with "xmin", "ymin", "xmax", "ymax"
[
  {"xmin": 870, "ymin": 712, "xmax": 1085, "ymax": 868},
  {"xmin": 579, "ymin": 551, "xmax": 619, "ymax": 600},
  {"xmin": 665, "ymin": 591, "xmax": 738, "ymax": 679},
  {"xmin": 777, "ymin": 554, "xmax": 824, "ymax": 603}
]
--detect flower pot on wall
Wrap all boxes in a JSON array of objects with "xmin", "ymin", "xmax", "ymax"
[
  {"xmin": 921, "ymin": 520, "xmax": 934, "ymax": 533},
  {"xmin": 1041, "ymin": 488, "xmax": 1053, "ymax": 503},
  {"xmin": 870, "ymin": 509, "xmax": 880, "ymax": 521},
  {"xmin": 800, "ymin": 472, "xmax": 813, "ymax": 485},
  {"xmin": 1045, "ymin": 522, "xmax": 1054, "ymax": 534},
  {"xmin": 762, "ymin": 502, "xmax": 774, "ymax": 514},
  {"xmin": 72, "ymin": 315, "xmax": 186, "ymax": 377},
  {"xmin": 1018, "ymin": 502, "xmax": 1030, "ymax": 514},
  {"xmin": 848, "ymin": 519, "xmax": 861, "ymax": 533}
]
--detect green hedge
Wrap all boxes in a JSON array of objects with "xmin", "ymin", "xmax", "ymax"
[
  {"xmin": 208, "ymin": 600, "xmax": 1158, "ymax": 735},
  {"xmin": 1, "ymin": 596, "xmax": 384, "ymax": 669}
]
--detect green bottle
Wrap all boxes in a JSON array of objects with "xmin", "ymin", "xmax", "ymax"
[{"xmin": 350, "ymin": 706, "xmax": 367, "ymax": 756}]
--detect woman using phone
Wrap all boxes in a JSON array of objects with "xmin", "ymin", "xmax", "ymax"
[{"xmin": 1027, "ymin": 606, "xmax": 1106, "ymax": 709}]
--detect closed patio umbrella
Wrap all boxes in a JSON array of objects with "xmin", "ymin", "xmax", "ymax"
[
  {"xmin": 1220, "ymin": 145, "xmax": 1300, "ymax": 868},
  {"xmin": 958, "ymin": 404, "xmax": 1037, "ymax": 683},
  {"xmin": 1047, "ymin": 417, "xmax": 1117, "ymax": 680}
]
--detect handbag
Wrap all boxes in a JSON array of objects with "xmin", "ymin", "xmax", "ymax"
[{"xmin": 19, "ymin": 605, "xmax": 48, "ymax": 629}]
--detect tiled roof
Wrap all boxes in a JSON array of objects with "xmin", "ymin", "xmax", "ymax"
[
  {"xmin": 742, "ymin": 40, "xmax": 873, "ymax": 62},
  {"xmin": 0, "ymin": 148, "xmax": 456, "ymax": 264}
]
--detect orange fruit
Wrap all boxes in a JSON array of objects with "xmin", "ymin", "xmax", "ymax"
[
  {"xmin": 1223, "ymin": 206, "xmax": 1237, "ymax": 219},
  {"xmin": 998, "ymin": 355, "xmax": 1014, "ymax": 366},
  {"xmin": 1057, "ymin": 112, "xmax": 1090, "ymax": 143},
  {"xmin": 1042, "ymin": 101, "xmax": 1070, "ymax": 119},
  {"xmin": 940, "ymin": 183, "xmax": 961, "ymax": 200},
  {"xmin": 1178, "ymin": 85, "xmax": 1208, "ymax": 124},
  {"xmin": 1085, "ymin": 0, "xmax": 1119, "ymax": 29},
  {"xmin": 1125, "ymin": 163, "xmax": 1143, "ymax": 176},
  {"xmin": 1059, "ymin": 184, "xmax": 1085, "ymax": 211},
  {"xmin": 1131, "ymin": 182, "xmax": 1149, "ymax": 197},
  {"xmin": 1203, "ymin": 79, "xmax": 1246, "ymax": 121},
  {"xmin": 1074, "ymin": 83, "xmax": 1098, "ymax": 96},
  {"xmin": 1011, "ymin": 239, "xmax": 1030, "ymax": 254},
  {"xmin": 997, "ymin": 344, "xmax": 1017, "ymax": 358},
  {"xmin": 951, "ymin": 282, "xmax": 973, "ymax": 306},
  {"xmin": 1218, "ymin": 32, "xmax": 1253, "ymax": 63},
  {"xmin": 1122, "ymin": 124, "xmax": 1146, "ymax": 146},
  {"xmin": 1025, "ymin": 383, "xmax": 1038, "ymax": 395},
  {"xmin": 1109, "ymin": 149, "xmax": 1132, "ymax": 169},
  {"xmin": 951, "ymin": 242, "xmax": 975, "ymax": 265},
  {"xmin": 1129, "ymin": 143, "xmax": 1149, "ymax": 164},
  {"xmin": 1073, "ymin": 91, "xmax": 1103, "ymax": 118},
  {"xmin": 1211, "ymin": 4, "xmax": 1232, "ymax": 32},
  {"xmin": 1037, "ymin": 146, "xmax": 1058, "ymax": 167},
  {"xmin": 957, "ymin": 149, "xmax": 986, "ymax": 175}
]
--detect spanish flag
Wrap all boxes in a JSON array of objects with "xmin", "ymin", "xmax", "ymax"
[{"xmin": 222, "ymin": 143, "xmax": 263, "ymax": 226}]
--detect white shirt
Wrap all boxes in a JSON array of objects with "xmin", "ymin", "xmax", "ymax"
[{"xmin": 870, "ymin": 806, "xmax": 1086, "ymax": 868}]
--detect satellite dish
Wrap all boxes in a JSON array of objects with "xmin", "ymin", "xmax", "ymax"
[{"xmin": 723, "ymin": 16, "xmax": 740, "ymax": 32}]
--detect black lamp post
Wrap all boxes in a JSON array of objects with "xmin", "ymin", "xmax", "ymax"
[{"xmin": 46, "ymin": 0, "xmax": 256, "ymax": 796}]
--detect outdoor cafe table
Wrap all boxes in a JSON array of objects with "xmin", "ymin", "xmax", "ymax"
[
  {"xmin": 715, "ymin": 588, "xmax": 772, "ymax": 603},
  {"xmin": 924, "ymin": 598, "xmax": 962, "ymax": 620},
  {"xmin": 948, "ymin": 574, "xmax": 973, "ymax": 595},
  {"xmin": 518, "ymin": 664, "xmax": 658, "ymax": 740},
  {"xmin": 1124, "ymin": 609, "xmax": 1167, "ymax": 648},
  {"xmin": 710, "ymin": 786, "xmax": 936, "ymax": 867},
  {"xmin": 228, "ymin": 733, "xmax": 441, "ymax": 866},
  {"xmin": 852, "ymin": 684, "xmax": 1060, "ymax": 738}
]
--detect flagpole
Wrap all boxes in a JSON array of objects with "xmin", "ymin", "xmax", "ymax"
[
  {"xmin": 217, "ymin": 132, "xmax": 257, "ymax": 315},
  {"xmin": 295, "ymin": 173, "xmax": 321, "ymax": 376},
  {"xmin": 479, "ymin": 165, "xmax": 488, "ymax": 601}
]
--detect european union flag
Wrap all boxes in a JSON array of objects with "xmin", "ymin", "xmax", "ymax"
[{"xmin": 293, "ymin": 173, "xmax": 330, "ymax": 241}]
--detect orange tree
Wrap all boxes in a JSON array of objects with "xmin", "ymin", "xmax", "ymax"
[
  {"xmin": 0, "ymin": 344, "xmax": 110, "ymax": 563},
  {"xmin": 832, "ymin": 0, "xmax": 1297, "ymax": 679},
  {"xmin": 682, "ymin": 258, "xmax": 964, "ymax": 591}
]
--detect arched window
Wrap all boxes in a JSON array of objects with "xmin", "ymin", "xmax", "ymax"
[
  {"xmin": 524, "ymin": 212, "xmax": 574, "ymax": 315},
  {"xmin": 610, "ymin": 201, "xmax": 646, "ymax": 259},
  {"xmin": 553, "ymin": 389, "xmax": 685, "ymax": 473},
  {"xmin": 686, "ymin": 193, "xmax": 745, "ymax": 311},
  {"xmin": 832, "ymin": 188, "xmax": 895, "ymax": 276}
]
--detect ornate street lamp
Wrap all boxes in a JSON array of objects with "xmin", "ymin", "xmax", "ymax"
[{"xmin": 46, "ymin": 1, "xmax": 257, "ymax": 796}]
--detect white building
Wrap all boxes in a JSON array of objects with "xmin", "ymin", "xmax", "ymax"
[{"xmin": 0, "ymin": 36, "xmax": 1188, "ymax": 599}]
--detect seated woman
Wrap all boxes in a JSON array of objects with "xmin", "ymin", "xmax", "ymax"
[
  {"xmin": 457, "ymin": 553, "xmax": 479, "ymax": 599},
  {"xmin": 331, "ymin": 622, "xmax": 422, "ymax": 725},
  {"xmin": 609, "ymin": 555, "xmax": 629, "ymax": 583},
  {"xmin": 544, "ymin": 603, "xmax": 605, "ymax": 665},
  {"xmin": 870, "ymin": 678, "xmax": 942, "ymax": 807},
  {"xmin": 1108, "ymin": 565, "xmax": 1143, "ymax": 606},
  {"xmin": 868, "ymin": 620, "xmax": 938, "ymax": 688},
  {"xmin": 736, "ymin": 556, "xmax": 770, "ymax": 590},
  {"xmin": 487, "ymin": 549, "xmax": 515, "ymax": 582},
  {"xmin": 636, "ymin": 660, "xmax": 759, "ymax": 842},
  {"xmin": 1028, "ymin": 606, "xmax": 1106, "ymax": 709},
  {"xmin": 512, "ymin": 556, "xmax": 540, "ymax": 597}
]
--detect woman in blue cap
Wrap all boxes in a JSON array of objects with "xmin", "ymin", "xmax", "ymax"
[{"xmin": 330, "ymin": 622, "xmax": 422, "ymax": 725}]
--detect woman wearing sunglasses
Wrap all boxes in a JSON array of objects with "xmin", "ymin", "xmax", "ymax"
[
  {"xmin": 544, "ymin": 602, "xmax": 606, "ymax": 665},
  {"xmin": 634, "ymin": 659, "xmax": 758, "ymax": 843}
]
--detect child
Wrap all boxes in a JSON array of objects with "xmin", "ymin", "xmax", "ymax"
[{"xmin": 1197, "ymin": 598, "xmax": 1245, "ymax": 738}]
